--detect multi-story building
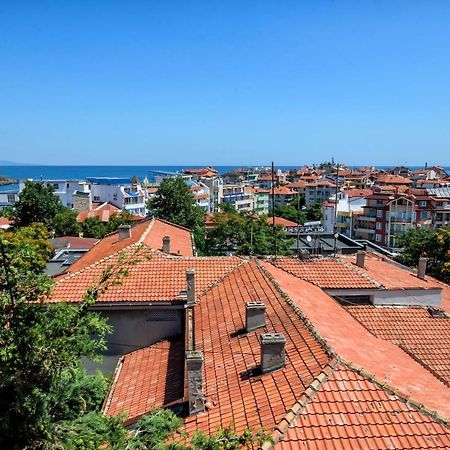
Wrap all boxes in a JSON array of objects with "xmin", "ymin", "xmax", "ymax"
[
  {"xmin": 428, "ymin": 187, "xmax": 450, "ymax": 228},
  {"xmin": 253, "ymin": 188, "xmax": 270, "ymax": 214},
  {"xmin": 0, "ymin": 187, "xmax": 18, "ymax": 211},
  {"xmin": 221, "ymin": 184, "xmax": 255, "ymax": 211},
  {"xmin": 322, "ymin": 189, "xmax": 371, "ymax": 238},
  {"xmin": 187, "ymin": 181, "xmax": 211, "ymax": 213},
  {"xmin": 305, "ymin": 180, "xmax": 336, "ymax": 206}
]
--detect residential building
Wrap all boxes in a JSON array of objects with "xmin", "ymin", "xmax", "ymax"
[
  {"xmin": 187, "ymin": 180, "xmax": 211, "ymax": 213},
  {"xmin": 0, "ymin": 188, "xmax": 18, "ymax": 211},
  {"xmin": 272, "ymin": 186, "xmax": 295, "ymax": 207},
  {"xmin": 322, "ymin": 189, "xmax": 371, "ymax": 238},
  {"xmin": 428, "ymin": 187, "xmax": 450, "ymax": 227},
  {"xmin": 305, "ymin": 180, "xmax": 336, "ymax": 206},
  {"xmin": 253, "ymin": 188, "xmax": 270, "ymax": 214},
  {"xmin": 221, "ymin": 184, "xmax": 255, "ymax": 211}
]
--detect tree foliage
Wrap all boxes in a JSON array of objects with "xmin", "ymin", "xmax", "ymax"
[
  {"xmin": 396, "ymin": 226, "xmax": 450, "ymax": 284},
  {"xmin": 54, "ymin": 208, "xmax": 81, "ymax": 237},
  {"xmin": 13, "ymin": 181, "xmax": 64, "ymax": 228},
  {"xmin": 206, "ymin": 207, "xmax": 292, "ymax": 256},
  {"xmin": 81, "ymin": 211, "xmax": 138, "ymax": 239},
  {"xmin": 147, "ymin": 178, "xmax": 205, "ymax": 252}
]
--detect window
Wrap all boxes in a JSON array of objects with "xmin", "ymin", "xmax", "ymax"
[
  {"xmin": 52, "ymin": 183, "xmax": 59, "ymax": 190},
  {"xmin": 376, "ymin": 210, "xmax": 383, "ymax": 218},
  {"xmin": 421, "ymin": 210, "xmax": 428, "ymax": 220},
  {"xmin": 376, "ymin": 222, "xmax": 382, "ymax": 230},
  {"xmin": 375, "ymin": 234, "xmax": 382, "ymax": 242},
  {"xmin": 7, "ymin": 194, "xmax": 15, "ymax": 203},
  {"xmin": 93, "ymin": 196, "xmax": 100, "ymax": 202},
  {"xmin": 419, "ymin": 200, "xmax": 427, "ymax": 207}
]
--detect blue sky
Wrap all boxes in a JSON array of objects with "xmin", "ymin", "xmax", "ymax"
[{"xmin": 1, "ymin": 1, "xmax": 450, "ymax": 166}]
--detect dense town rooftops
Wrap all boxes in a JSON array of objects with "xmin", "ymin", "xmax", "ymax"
[
  {"xmin": 375, "ymin": 174, "xmax": 413, "ymax": 185},
  {"xmin": 102, "ymin": 257, "xmax": 450, "ymax": 447}
]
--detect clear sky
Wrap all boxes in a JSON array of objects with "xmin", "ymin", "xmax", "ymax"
[{"xmin": 1, "ymin": 1, "xmax": 450, "ymax": 166}]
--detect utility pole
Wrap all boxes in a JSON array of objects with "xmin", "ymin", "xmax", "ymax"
[
  {"xmin": 333, "ymin": 163, "xmax": 340, "ymax": 258},
  {"xmin": 271, "ymin": 161, "xmax": 277, "ymax": 257},
  {"xmin": 296, "ymin": 189, "xmax": 300, "ymax": 257}
]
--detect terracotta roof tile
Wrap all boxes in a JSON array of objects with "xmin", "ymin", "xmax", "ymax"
[
  {"xmin": 261, "ymin": 262, "xmax": 450, "ymax": 418},
  {"xmin": 271, "ymin": 257, "xmax": 380, "ymax": 289},
  {"xmin": 103, "ymin": 338, "xmax": 184, "ymax": 424},
  {"xmin": 342, "ymin": 254, "xmax": 443, "ymax": 290},
  {"xmin": 276, "ymin": 364, "xmax": 450, "ymax": 450},
  {"xmin": 50, "ymin": 252, "xmax": 242, "ymax": 303},
  {"xmin": 344, "ymin": 305, "xmax": 450, "ymax": 385},
  {"xmin": 66, "ymin": 218, "xmax": 193, "ymax": 274}
]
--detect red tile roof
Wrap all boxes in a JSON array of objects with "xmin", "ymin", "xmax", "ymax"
[
  {"xmin": 261, "ymin": 262, "xmax": 450, "ymax": 418},
  {"xmin": 0, "ymin": 217, "xmax": 12, "ymax": 228},
  {"xmin": 77, "ymin": 202, "xmax": 121, "ymax": 222},
  {"xmin": 65, "ymin": 218, "xmax": 194, "ymax": 274},
  {"xmin": 104, "ymin": 260, "xmax": 331, "ymax": 432},
  {"xmin": 49, "ymin": 252, "xmax": 242, "ymax": 303},
  {"xmin": 343, "ymin": 305, "xmax": 450, "ymax": 386},
  {"xmin": 344, "ymin": 188, "xmax": 373, "ymax": 197},
  {"xmin": 103, "ymin": 338, "xmax": 184, "ymax": 424},
  {"xmin": 276, "ymin": 363, "xmax": 450, "ymax": 450},
  {"xmin": 343, "ymin": 254, "xmax": 443, "ymax": 290},
  {"xmin": 271, "ymin": 257, "xmax": 380, "ymax": 289},
  {"xmin": 376, "ymin": 174, "xmax": 413, "ymax": 184},
  {"xmin": 50, "ymin": 236, "xmax": 99, "ymax": 250},
  {"xmin": 267, "ymin": 217, "xmax": 299, "ymax": 227}
]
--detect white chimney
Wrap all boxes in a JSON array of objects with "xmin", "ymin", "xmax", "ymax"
[
  {"xmin": 245, "ymin": 302, "xmax": 266, "ymax": 332},
  {"xmin": 356, "ymin": 250, "xmax": 365, "ymax": 268},
  {"xmin": 186, "ymin": 270, "xmax": 196, "ymax": 304},
  {"xmin": 418, "ymin": 257, "xmax": 427, "ymax": 280},
  {"xmin": 260, "ymin": 333, "xmax": 286, "ymax": 374},
  {"xmin": 162, "ymin": 235, "xmax": 171, "ymax": 254},
  {"xmin": 186, "ymin": 350, "xmax": 204, "ymax": 415},
  {"xmin": 118, "ymin": 224, "xmax": 131, "ymax": 240}
]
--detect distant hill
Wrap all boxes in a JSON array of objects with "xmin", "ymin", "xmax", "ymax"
[{"xmin": 0, "ymin": 160, "xmax": 31, "ymax": 166}]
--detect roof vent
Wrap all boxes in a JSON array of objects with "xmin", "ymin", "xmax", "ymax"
[
  {"xmin": 245, "ymin": 302, "xmax": 266, "ymax": 332},
  {"xmin": 186, "ymin": 270, "xmax": 196, "ymax": 304},
  {"xmin": 260, "ymin": 333, "xmax": 286, "ymax": 374},
  {"xmin": 118, "ymin": 224, "xmax": 131, "ymax": 240},
  {"xmin": 356, "ymin": 250, "xmax": 365, "ymax": 269},
  {"xmin": 417, "ymin": 257, "xmax": 427, "ymax": 280},
  {"xmin": 428, "ymin": 307, "xmax": 446, "ymax": 318},
  {"xmin": 162, "ymin": 235, "xmax": 171, "ymax": 254}
]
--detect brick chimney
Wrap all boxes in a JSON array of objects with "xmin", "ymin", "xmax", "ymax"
[
  {"xmin": 418, "ymin": 257, "xmax": 427, "ymax": 280},
  {"xmin": 162, "ymin": 235, "xmax": 171, "ymax": 254},
  {"xmin": 118, "ymin": 224, "xmax": 131, "ymax": 240},
  {"xmin": 186, "ymin": 270, "xmax": 196, "ymax": 304},
  {"xmin": 186, "ymin": 350, "xmax": 204, "ymax": 415},
  {"xmin": 245, "ymin": 302, "xmax": 266, "ymax": 332},
  {"xmin": 260, "ymin": 333, "xmax": 286, "ymax": 374},
  {"xmin": 356, "ymin": 250, "xmax": 365, "ymax": 268}
]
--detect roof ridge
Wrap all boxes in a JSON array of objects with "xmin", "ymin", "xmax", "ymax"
[
  {"xmin": 262, "ymin": 356, "xmax": 341, "ymax": 449},
  {"xmin": 196, "ymin": 257, "xmax": 250, "ymax": 300},
  {"xmin": 340, "ymin": 358, "xmax": 450, "ymax": 427},
  {"xmin": 151, "ymin": 217, "xmax": 193, "ymax": 233},
  {"xmin": 256, "ymin": 259, "xmax": 337, "ymax": 359},
  {"xmin": 337, "ymin": 257, "xmax": 384, "ymax": 289},
  {"xmin": 138, "ymin": 217, "xmax": 155, "ymax": 243}
]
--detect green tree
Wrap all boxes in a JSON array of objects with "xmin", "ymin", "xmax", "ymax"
[
  {"xmin": 81, "ymin": 216, "xmax": 108, "ymax": 239},
  {"xmin": 147, "ymin": 178, "xmax": 205, "ymax": 252},
  {"xmin": 396, "ymin": 227, "xmax": 450, "ymax": 284},
  {"xmin": 206, "ymin": 208, "xmax": 292, "ymax": 256},
  {"xmin": 54, "ymin": 208, "xmax": 81, "ymax": 237},
  {"xmin": 13, "ymin": 181, "xmax": 64, "ymax": 228},
  {"xmin": 305, "ymin": 200, "xmax": 323, "ymax": 221}
]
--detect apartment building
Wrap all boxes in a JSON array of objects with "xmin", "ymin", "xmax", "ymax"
[
  {"xmin": 322, "ymin": 189, "xmax": 370, "ymax": 238},
  {"xmin": 221, "ymin": 184, "xmax": 255, "ymax": 211},
  {"xmin": 305, "ymin": 180, "xmax": 336, "ymax": 206}
]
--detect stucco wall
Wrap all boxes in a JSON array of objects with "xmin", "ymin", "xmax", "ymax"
[{"xmin": 100, "ymin": 308, "xmax": 183, "ymax": 355}]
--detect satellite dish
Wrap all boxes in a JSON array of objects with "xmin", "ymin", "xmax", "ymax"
[
  {"xmin": 334, "ymin": 233, "xmax": 339, "ymax": 239},
  {"xmin": 306, "ymin": 235, "xmax": 312, "ymax": 242}
]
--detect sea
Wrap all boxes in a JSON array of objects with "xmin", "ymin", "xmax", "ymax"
[{"xmin": 0, "ymin": 164, "xmax": 449, "ymax": 191}]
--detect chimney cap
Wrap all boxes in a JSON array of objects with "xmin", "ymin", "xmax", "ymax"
[
  {"xmin": 246, "ymin": 301, "xmax": 266, "ymax": 309},
  {"xmin": 186, "ymin": 350, "xmax": 203, "ymax": 361},
  {"xmin": 261, "ymin": 332, "xmax": 286, "ymax": 344},
  {"xmin": 163, "ymin": 235, "xmax": 170, "ymax": 241},
  {"xmin": 118, "ymin": 224, "xmax": 131, "ymax": 230}
]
